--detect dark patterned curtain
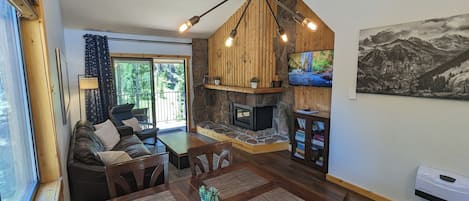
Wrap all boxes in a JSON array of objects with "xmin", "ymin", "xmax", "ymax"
[{"xmin": 84, "ymin": 34, "xmax": 116, "ymax": 123}]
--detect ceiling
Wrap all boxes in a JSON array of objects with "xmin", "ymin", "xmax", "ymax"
[{"xmin": 59, "ymin": 0, "xmax": 244, "ymax": 39}]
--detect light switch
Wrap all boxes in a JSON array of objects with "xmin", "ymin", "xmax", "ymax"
[{"xmin": 348, "ymin": 88, "xmax": 357, "ymax": 100}]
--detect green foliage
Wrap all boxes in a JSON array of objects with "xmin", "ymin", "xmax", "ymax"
[
  {"xmin": 312, "ymin": 59, "xmax": 330, "ymax": 72},
  {"xmin": 114, "ymin": 59, "xmax": 187, "ymax": 121},
  {"xmin": 250, "ymin": 77, "xmax": 259, "ymax": 82},
  {"xmin": 114, "ymin": 60, "xmax": 153, "ymax": 105},
  {"xmin": 312, "ymin": 51, "xmax": 334, "ymax": 73}
]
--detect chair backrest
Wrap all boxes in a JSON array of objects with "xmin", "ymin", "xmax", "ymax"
[
  {"xmin": 104, "ymin": 153, "xmax": 169, "ymax": 198},
  {"xmin": 132, "ymin": 108, "xmax": 148, "ymax": 122},
  {"xmin": 109, "ymin": 103, "xmax": 135, "ymax": 126},
  {"xmin": 188, "ymin": 141, "xmax": 233, "ymax": 177}
]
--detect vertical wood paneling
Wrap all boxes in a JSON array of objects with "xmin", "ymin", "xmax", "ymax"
[
  {"xmin": 208, "ymin": 0, "xmax": 277, "ymax": 88},
  {"xmin": 294, "ymin": 0, "xmax": 335, "ymax": 112},
  {"xmin": 294, "ymin": 86, "xmax": 332, "ymax": 111},
  {"xmin": 295, "ymin": 1, "xmax": 335, "ymax": 52},
  {"xmin": 208, "ymin": 0, "xmax": 335, "ymax": 112}
]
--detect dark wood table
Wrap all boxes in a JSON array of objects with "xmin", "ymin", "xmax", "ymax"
[
  {"xmin": 107, "ymin": 182, "xmax": 198, "ymax": 201},
  {"xmin": 157, "ymin": 132, "xmax": 208, "ymax": 169},
  {"xmin": 109, "ymin": 163, "xmax": 327, "ymax": 201}
]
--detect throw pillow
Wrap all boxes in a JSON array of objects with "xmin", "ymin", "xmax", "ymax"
[
  {"xmin": 97, "ymin": 151, "xmax": 132, "ymax": 166},
  {"xmin": 94, "ymin": 120, "xmax": 121, "ymax": 151},
  {"xmin": 122, "ymin": 117, "xmax": 143, "ymax": 132},
  {"xmin": 94, "ymin": 119, "xmax": 112, "ymax": 131}
]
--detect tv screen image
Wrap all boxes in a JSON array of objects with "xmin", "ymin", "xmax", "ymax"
[{"xmin": 288, "ymin": 50, "xmax": 334, "ymax": 87}]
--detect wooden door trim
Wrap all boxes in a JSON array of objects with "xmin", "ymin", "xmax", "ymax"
[{"xmin": 110, "ymin": 53, "xmax": 193, "ymax": 131}]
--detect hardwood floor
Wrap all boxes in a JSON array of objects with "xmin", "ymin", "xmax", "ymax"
[
  {"xmin": 148, "ymin": 132, "xmax": 372, "ymax": 201},
  {"xmin": 193, "ymin": 133, "xmax": 371, "ymax": 201}
]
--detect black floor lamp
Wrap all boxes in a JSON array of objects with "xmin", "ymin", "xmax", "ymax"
[{"xmin": 78, "ymin": 75, "xmax": 99, "ymax": 120}]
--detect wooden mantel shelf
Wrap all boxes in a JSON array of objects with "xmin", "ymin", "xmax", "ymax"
[{"xmin": 204, "ymin": 84, "xmax": 283, "ymax": 94}]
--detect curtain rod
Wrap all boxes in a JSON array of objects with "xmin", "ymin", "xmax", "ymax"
[{"xmin": 107, "ymin": 37, "xmax": 192, "ymax": 45}]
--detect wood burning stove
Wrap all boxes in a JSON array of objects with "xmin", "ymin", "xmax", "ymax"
[{"xmin": 232, "ymin": 103, "xmax": 273, "ymax": 131}]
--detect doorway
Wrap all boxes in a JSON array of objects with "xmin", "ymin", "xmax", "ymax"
[
  {"xmin": 112, "ymin": 54, "xmax": 191, "ymax": 132},
  {"xmin": 153, "ymin": 58, "xmax": 187, "ymax": 131}
]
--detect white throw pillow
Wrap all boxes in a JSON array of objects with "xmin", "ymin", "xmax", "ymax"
[
  {"xmin": 97, "ymin": 151, "xmax": 132, "ymax": 166},
  {"xmin": 94, "ymin": 120, "xmax": 120, "ymax": 151},
  {"xmin": 94, "ymin": 119, "xmax": 112, "ymax": 130},
  {"xmin": 122, "ymin": 117, "xmax": 143, "ymax": 132}
]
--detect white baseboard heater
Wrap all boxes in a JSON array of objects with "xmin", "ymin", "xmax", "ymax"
[{"xmin": 415, "ymin": 166, "xmax": 469, "ymax": 201}]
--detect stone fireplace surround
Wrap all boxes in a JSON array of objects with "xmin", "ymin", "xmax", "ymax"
[{"xmin": 196, "ymin": 90, "xmax": 291, "ymax": 146}]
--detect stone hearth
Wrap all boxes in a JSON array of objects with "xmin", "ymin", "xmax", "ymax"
[{"xmin": 198, "ymin": 121, "xmax": 288, "ymax": 145}]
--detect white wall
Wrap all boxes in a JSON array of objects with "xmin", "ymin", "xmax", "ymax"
[
  {"xmin": 42, "ymin": 0, "xmax": 71, "ymax": 200},
  {"xmin": 64, "ymin": 29, "xmax": 193, "ymax": 128},
  {"xmin": 304, "ymin": 0, "xmax": 469, "ymax": 200}
]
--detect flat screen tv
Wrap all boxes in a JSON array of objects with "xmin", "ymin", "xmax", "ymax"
[{"xmin": 288, "ymin": 50, "xmax": 334, "ymax": 87}]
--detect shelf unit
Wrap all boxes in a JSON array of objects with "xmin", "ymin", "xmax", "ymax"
[
  {"xmin": 291, "ymin": 111, "xmax": 330, "ymax": 173},
  {"xmin": 204, "ymin": 84, "xmax": 283, "ymax": 94}
]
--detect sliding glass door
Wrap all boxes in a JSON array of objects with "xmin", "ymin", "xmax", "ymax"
[
  {"xmin": 154, "ymin": 59, "xmax": 187, "ymax": 130},
  {"xmin": 112, "ymin": 57, "xmax": 188, "ymax": 131},
  {"xmin": 113, "ymin": 58, "xmax": 155, "ymax": 126}
]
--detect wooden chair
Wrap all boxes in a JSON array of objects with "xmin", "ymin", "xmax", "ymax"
[
  {"xmin": 188, "ymin": 141, "xmax": 233, "ymax": 177},
  {"xmin": 104, "ymin": 153, "xmax": 169, "ymax": 198}
]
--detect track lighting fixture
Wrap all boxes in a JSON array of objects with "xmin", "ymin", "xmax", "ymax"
[
  {"xmin": 178, "ymin": 0, "xmax": 228, "ymax": 33},
  {"xmin": 179, "ymin": 0, "xmax": 318, "ymax": 46},
  {"xmin": 293, "ymin": 12, "xmax": 318, "ymax": 31},
  {"xmin": 265, "ymin": 0, "xmax": 288, "ymax": 43},
  {"xmin": 225, "ymin": 0, "xmax": 252, "ymax": 47},
  {"xmin": 179, "ymin": 16, "xmax": 200, "ymax": 33},
  {"xmin": 279, "ymin": 27, "xmax": 288, "ymax": 42},
  {"xmin": 225, "ymin": 30, "xmax": 237, "ymax": 47},
  {"xmin": 276, "ymin": 0, "xmax": 318, "ymax": 31}
]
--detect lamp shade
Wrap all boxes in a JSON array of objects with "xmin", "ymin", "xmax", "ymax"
[{"xmin": 79, "ymin": 77, "xmax": 99, "ymax": 89}]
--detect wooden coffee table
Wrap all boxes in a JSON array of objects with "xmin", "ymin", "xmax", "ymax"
[{"xmin": 157, "ymin": 132, "xmax": 207, "ymax": 169}]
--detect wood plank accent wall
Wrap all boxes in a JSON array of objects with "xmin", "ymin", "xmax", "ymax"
[
  {"xmin": 294, "ymin": 1, "xmax": 334, "ymax": 112},
  {"xmin": 207, "ymin": 0, "xmax": 335, "ymax": 112},
  {"xmin": 208, "ymin": 0, "xmax": 277, "ymax": 88},
  {"xmin": 295, "ymin": 1, "xmax": 334, "ymax": 52},
  {"xmin": 294, "ymin": 86, "xmax": 332, "ymax": 112}
]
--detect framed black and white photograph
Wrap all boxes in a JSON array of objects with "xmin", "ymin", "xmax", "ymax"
[
  {"xmin": 55, "ymin": 48, "xmax": 70, "ymax": 124},
  {"xmin": 357, "ymin": 13, "xmax": 469, "ymax": 100}
]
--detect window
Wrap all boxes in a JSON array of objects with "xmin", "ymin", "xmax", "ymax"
[
  {"xmin": 0, "ymin": 1, "xmax": 39, "ymax": 201},
  {"xmin": 112, "ymin": 56, "xmax": 188, "ymax": 130}
]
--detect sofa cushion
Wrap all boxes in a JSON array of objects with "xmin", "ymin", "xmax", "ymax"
[
  {"xmin": 93, "ymin": 119, "xmax": 109, "ymax": 130},
  {"xmin": 94, "ymin": 120, "xmax": 121, "ymax": 151},
  {"xmin": 122, "ymin": 117, "xmax": 143, "ymax": 132},
  {"xmin": 97, "ymin": 151, "xmax": 132, "ymax": 166},
  {"xmin": 112, "ymin": 135, "xmax": 151, "ymax": 158},
  {"xmin": 73, "ymin": 122, "xmax": 105, "ymax": 166}
]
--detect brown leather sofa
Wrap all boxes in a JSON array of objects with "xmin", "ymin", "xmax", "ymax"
[{"xmin": 67, "ymin": 120, "xmax": 155, "ymax": 201}]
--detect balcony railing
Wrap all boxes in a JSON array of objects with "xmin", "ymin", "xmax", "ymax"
[{"xmin": 116, "ymin": 91, "xmax": 186, "ymax": 123}]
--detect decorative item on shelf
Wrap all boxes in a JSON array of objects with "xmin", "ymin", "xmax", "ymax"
[
  {"xmin": 214, "ymin": 76, "xmax": 221, "ymax": 85},
  {"xmin": 199, "ymin": 185, "xmax": 219, "ymax": 201},
  {"xmin": 271, "ymin": 74, "xmax": 282, "ymax": 88},
  {"xmin": 203, "ymin": 74, "xmax": 209, "ymax": 84},
  {"xmin": 250, "ymin": 77, "xmax": 259, "ymax": 88},
  {"xmin": 178, "ymin": 0, "xmax": 318, "ymax": 47},
  {"xmin": 295, "ymin": 108, "xmax": 319, "ymax": 115}
]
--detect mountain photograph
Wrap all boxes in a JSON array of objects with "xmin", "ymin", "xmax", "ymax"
[{"xmin": 357, "ymin": 13, "xmax": 469, "ymax": 100}]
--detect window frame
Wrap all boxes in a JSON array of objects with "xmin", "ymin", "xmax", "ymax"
[{"xmin": 0, "ymin": 2, "xmax": 40, "ymax": 200}]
